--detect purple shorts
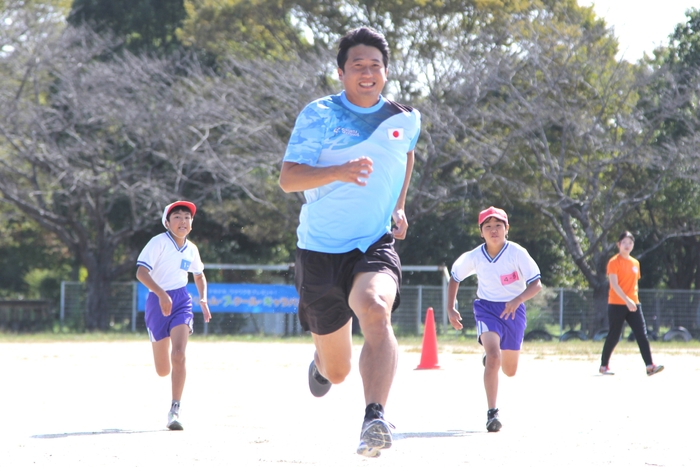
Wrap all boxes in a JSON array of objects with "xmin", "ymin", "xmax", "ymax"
[
  {"xmin": 145, "ymin": 286, "xmax": 194, "ymax": 342},
  {"xmin": 473, "ymin": 299, "xmax": 527, "ymax": 351}
]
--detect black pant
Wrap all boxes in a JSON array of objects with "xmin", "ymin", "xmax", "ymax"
[{"xmin": 601, "ymin": 304, "xmax": 653, "ymax": 367}]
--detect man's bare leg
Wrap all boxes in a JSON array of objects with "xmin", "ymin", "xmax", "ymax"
[
  {"xmin": 311, "ymin": 319, "xmax": 353, "ymax": 385},
  {"xmin": 349, "ymin": 271, "xmax": 398, "ymax": 457}
]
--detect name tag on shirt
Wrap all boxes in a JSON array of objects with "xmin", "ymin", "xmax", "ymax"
[
  {"xmin": 500, "ymin": 271, "xmax": 519, "ymax": 285},
  {"xmin": 180, "ymin": 259, "xmax": 191, "ymax": 271}
]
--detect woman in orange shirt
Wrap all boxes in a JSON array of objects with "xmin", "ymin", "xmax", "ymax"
[{"xmin": 599, "ymin": 231, "xmax": 664, "ymax": 376}]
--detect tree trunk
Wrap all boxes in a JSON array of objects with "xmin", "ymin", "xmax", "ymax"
[
  {"xmin": 85, "ymin": 275, "xmax": 113, "ymax": 330},
  {"xmin": 589, "ymin": 282, "xmax": 609, "ymax": 338},
  {"xmin": 82, "ymin": 246, "xmax": 117, "ymax": 331}
]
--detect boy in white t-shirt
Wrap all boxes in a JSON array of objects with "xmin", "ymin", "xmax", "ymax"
[
  {"xmin": 447, "ymin": 207, "xmax": 542, "ymax": 433},
  {"xmin": 136, "ymin": 201, "xmax": 211, "ymax": 430}
]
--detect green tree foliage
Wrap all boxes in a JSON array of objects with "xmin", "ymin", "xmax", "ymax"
[
  {"xmin": 0, "ymin": 1, "xmax": 74, "ymax": 301},
  {"xmin": 178, "ymin": 0, "xmax": 318, "ymax": 60},
  {"xmin": 68, "ymin": 0, "xmax": 187, "ymax": 53},
  {"xmin": 188, "ymin": 0, "xmax": 689, "ymax": 300},
  {"xmin": 630, "ymin": 8, "xmax": 700, "ymax": 298},
  {"xmin": 291, "ymin": 0, "xmax": 538, "ymax": 101},
  {"xmin": 0, "ymin": 207, "xmax": 74, "ymax": 300},
  {"xmin": 0, "ymin": 19, "xmax": 335, "ymax": 328},
  {"xmin": 667, "ymin": 8, "xmax": 700, "ymax": 70},
  {"xmin": 632, "ymin": 180, "xmax": 700, "ymax": 290},
  {"xmin": 409, "ymin": 0, "xmax": 700, "ymax": 333},
  {"xmin": 1, "ymin": 1, "xmax": 71, "ymax": 65},
  {"xmin": 3, "ymin": 0, "xmax": 700, "ymax": 333}
]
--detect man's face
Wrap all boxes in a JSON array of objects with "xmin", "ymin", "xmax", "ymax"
[{"xmin": 338, "ymin": 44, "xmax": 387, "ymax": 108}]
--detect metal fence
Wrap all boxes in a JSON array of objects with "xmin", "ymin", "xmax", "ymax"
[
  {"xmin": 0, "ymin": 300, "xmax": 53, "ymax": 332},
  {"xmin": 58, "ymin": 281, "xmax": 302, "ymax": 336},
  {"xmin": 395, "ymin": 286, "xmax": 700, "ymax": 342},
  {"xmin": 49, "ymin": 281, "xmax": 700, "ymax": 341},
  {"xmin": 59, "ymin": 281, "xmax": 137, "ymax": 332}
]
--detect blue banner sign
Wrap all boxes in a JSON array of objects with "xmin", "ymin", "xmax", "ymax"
[{"xmin": 137, "ymin": 283, "xmax": 298, "ymax": 314}]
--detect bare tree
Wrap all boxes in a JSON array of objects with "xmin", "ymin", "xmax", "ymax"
[
  {"xmin": 417, "ymin": 10, "xmax": 700, "ymax": 334},
  {"xmin": 0, "ymin": 22, "xmax": 332, "ymax": 329}
]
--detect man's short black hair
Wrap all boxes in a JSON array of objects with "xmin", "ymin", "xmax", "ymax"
[{"xmin": 337, "ymin": 27, "xmax": 390, "ymax": 71}]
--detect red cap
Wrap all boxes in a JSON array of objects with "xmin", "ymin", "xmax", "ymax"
[
  {"xmin": 162, "ymin": 201, "xmax": 196, "ymax": 228},
  {"xmin": 478, "ymin": 206, "xmax": 508, "ymax": 226}
]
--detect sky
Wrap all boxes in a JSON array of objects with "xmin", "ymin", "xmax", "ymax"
[{"xmin": 580, "ymin": 0, "xmax": 696, "ymax": 61}]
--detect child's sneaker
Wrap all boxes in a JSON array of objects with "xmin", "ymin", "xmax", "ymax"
[
  {"xmin": 646, "ymin": 364, "xmax": 664, "ymax": 376},
  {"xmin": 167, "ymin": 402, "xmax": 183, "ymax": 430},
  {"xmin": 599, "ymin": 365, "xmax": 615, "ymax": 375},
  {"xmin": 356, "ymin": 403, "xmax": 394, "ymax": 458},
  {"xmin": 486, "ymin": 408, "xmax": 502, "ymax": 432}
]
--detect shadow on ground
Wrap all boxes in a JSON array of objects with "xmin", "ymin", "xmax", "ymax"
[
  {"xmin": 394, "ymin": 430, "xmax": 475, "ymax": 440},
  {"xmin": 32, "ymin": 428, "xmax": 164, "ymax": 439}
]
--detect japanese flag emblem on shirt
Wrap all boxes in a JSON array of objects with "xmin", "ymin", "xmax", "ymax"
[{"xmin": 388, "ymin": 128, "xmax": 404, "ymax": 140}]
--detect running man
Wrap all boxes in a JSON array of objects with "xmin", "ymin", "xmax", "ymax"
[{"xmin": 279, "ymin": 27, "xmax": 421, "ymax": 457}]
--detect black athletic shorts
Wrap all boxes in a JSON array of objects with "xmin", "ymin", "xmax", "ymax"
[{"xmin": 294, "ymin": 233, "xmax": 402, "ymax": 335}]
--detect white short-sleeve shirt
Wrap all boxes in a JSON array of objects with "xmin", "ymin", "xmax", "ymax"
[
  {"xmin": 451, "ymin": 241, "xmax": 541, "ymax": 302},
  {"xmin": 136, "ymin": 232, "xmax": 204, "ymax": 292}
]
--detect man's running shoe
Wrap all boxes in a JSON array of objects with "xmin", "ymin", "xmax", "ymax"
[
  {"xmin": 308, "ymin": 360, "xmax": 331, "ymax": 397},
  {"xmin": 357, "ymin": 403, "xmax": 394, "ymax": 458},
  {"xmin": 486, "ymin": 408, "xmax": 502, "ymax": 433},
  {"xmin": 646, "ymin": 364, "xmax": 665, "ymax": 376},
  {"xmin": 167, "ymin": 403, "xmax": 183, "ymax": 430},
  {"xmin": 599, "ymin": 365, "xmax": 615, "ymax": 375}
]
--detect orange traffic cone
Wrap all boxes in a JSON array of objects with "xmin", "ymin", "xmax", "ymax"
[{"xmin": 416, "ymin": 307, "xmax": 440, "ymax": 370}]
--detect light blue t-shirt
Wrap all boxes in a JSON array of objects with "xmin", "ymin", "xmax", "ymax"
[{"xmin": 283, "ymin": 91, "xmax": 421, "ymax": 253}]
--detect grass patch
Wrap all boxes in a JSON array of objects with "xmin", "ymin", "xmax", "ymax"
[
  {"xmin": 2, "ymin": 332, "xmax": 699, "ymax": 359},
  {"xmin": 0, "ymin": 332, "xmax": 148, "ymax": 343}
]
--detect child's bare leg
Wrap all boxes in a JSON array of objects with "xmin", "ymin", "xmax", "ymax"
[
  {"xmin": 169, "ymin": 324, "xmax": 190, "ymax": 401},
  {"xmin": 501, "ymin": 350, "xmax": 520, "ymax": 377},
  {"xmin": 151, "ymin": 338, "xmax": 171, "ymax": 377},
  {"xmin": 481, "ymin": 332, "xmax": 501, "ymax": 408}
]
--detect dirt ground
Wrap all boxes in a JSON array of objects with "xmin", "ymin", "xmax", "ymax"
[{"xmin": 1, "ymin": 339, "xmax": 697, "ymax": 467}]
